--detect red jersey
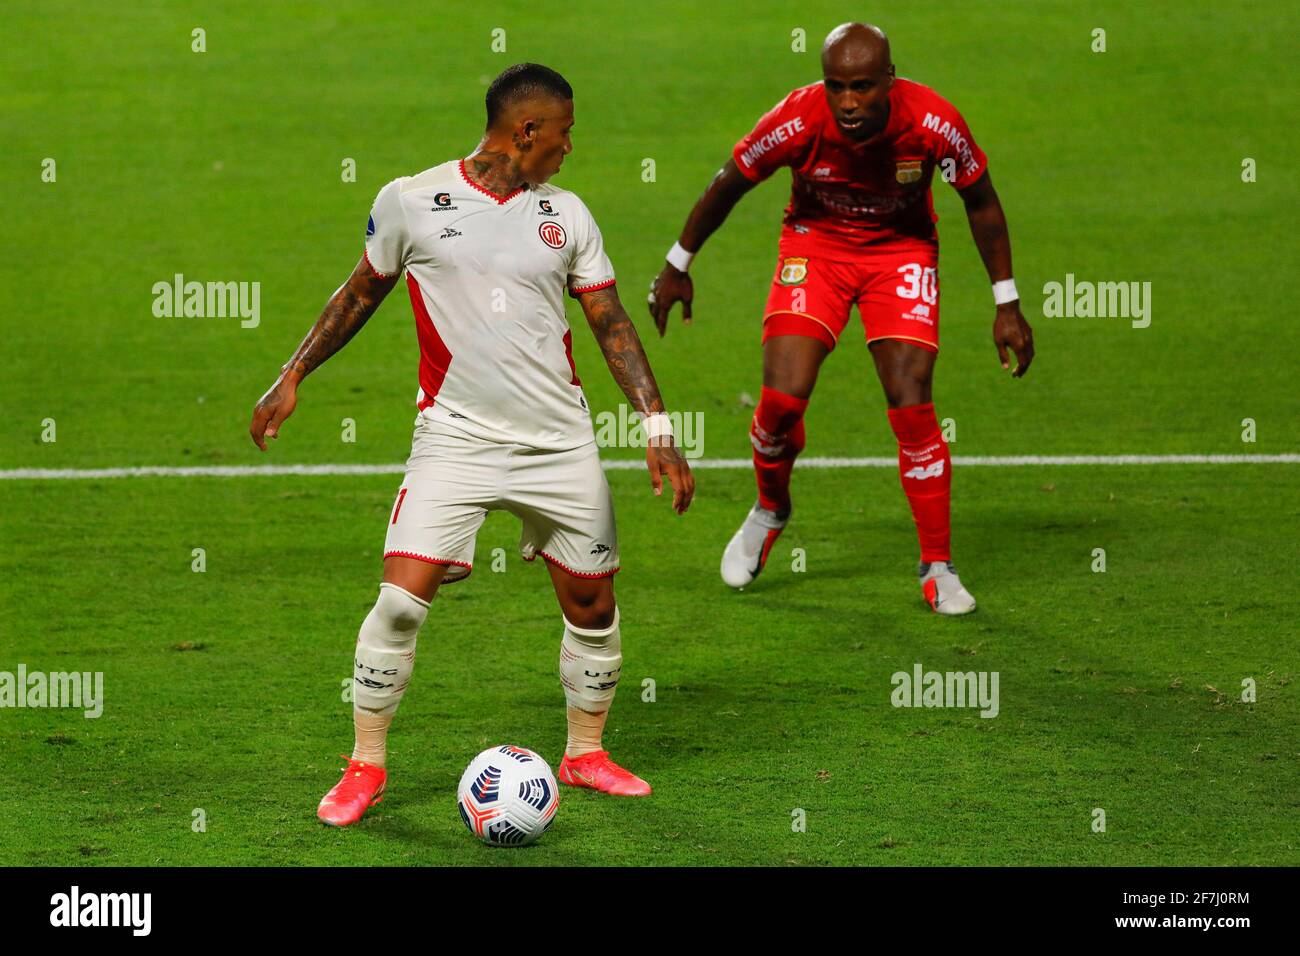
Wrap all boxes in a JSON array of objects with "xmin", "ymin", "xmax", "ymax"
[{"xmin": 732, "ymin": 78, "xmax": 987, "ymax": 257}]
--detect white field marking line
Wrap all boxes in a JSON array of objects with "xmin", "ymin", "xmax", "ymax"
[{"xmin": 2, "ymin": 454, "xmax": 1298, "ymax": 481}]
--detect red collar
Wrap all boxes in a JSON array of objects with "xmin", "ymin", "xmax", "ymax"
[{"xmin": 458, "ymin": 159, "xmax": 526, "ymax": 204}]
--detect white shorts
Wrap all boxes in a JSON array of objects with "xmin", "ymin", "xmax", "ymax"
[{"xmin": 383, "ymin": 418, "xmax": 619, "ymax": 583}]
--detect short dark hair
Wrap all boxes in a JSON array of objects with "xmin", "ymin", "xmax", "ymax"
[{"xmin": 485, "ymin": 63, "xmax": 573, "ymax": 128}]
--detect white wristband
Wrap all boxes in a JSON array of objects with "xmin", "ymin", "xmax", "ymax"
[
  {"xmin": 666, "ymin": 242, "xmax": 695, "ymax": 273},
  {"xmin": 992, "ymin": 278, "xmax": 1019, "ymax": 305},
  {"xmin": 642, "ymin": 412, "xmax": 674, "ymax": 442}
]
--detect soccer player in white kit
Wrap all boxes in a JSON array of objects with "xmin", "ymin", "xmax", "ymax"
[{"xmin": 249, "ymin": 64, "xmax": 695, "ymax": 826}]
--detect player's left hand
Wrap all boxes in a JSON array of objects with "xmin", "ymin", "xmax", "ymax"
[
  {"xmin": 646, "ymin": 437, "xmax": 695, "ymax": 514},
  {"xmin": 993, "ymin": 303, "xmax": 1035, "ymax": 378}
]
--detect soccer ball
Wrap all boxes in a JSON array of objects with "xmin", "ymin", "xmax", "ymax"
[{"xmin": 456, "ymin": 745, "xmax": 559, "ymax": 846}]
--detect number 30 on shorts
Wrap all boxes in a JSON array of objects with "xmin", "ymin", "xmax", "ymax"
[{"xmin": 895, "ymin": 263, "xmax": 938, "ymax": 305}]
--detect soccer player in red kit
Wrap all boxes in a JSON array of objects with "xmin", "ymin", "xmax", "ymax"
[{"xmin": 649, "ymin": 23, "xmax": 1034, "ymax": 614}]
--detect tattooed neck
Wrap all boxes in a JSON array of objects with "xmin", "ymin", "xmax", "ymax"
[{"xmin": 466, "ymin": 150, "xmax": 529, "ymax": 198}]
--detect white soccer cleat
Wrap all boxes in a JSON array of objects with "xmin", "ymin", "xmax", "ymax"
[
  {"xmin": 919, "ymin": 562, "xmax": 977, "ymax": 615},
  {"xmin": 721, "ymin": 502, "xmax": 789, "ymax": 589}
]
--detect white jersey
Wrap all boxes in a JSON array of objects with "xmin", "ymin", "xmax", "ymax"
[{"xmin": 364, "ymin": 159, "xmax": 616, "ymax": 451}]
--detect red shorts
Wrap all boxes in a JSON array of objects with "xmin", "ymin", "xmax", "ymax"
[{"xmin": 762, "ymin": 243, "xmax": 940, "ymax": 352}]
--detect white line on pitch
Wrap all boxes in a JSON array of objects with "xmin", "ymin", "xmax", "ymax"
[{"xmin": 1, "ymin": 454, "xmax": 1297, "ymax": 481}]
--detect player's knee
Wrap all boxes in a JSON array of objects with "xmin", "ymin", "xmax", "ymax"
[
  {"xmin": 564, "ymin": 589, "xmax": 617, "ymax": 630},
  {"xmin": 881, "ymin": 372, "xmax": 932, "ymax": 409},
  {"xmin": 878, "ymin": 382, "xmax": 930, "ymax": 408},
  {"xmin": 560, "ymin": 608, "xmax": 622, "ymax": 712},
  {"xmin": 371, "ymin": 582, "xmax": 429, "ymax": 637},
  {"xmin": 764, "ymin": 368, "xmax": 816, "ymax": 399},
  {"xmin": 874, "ymin": 343, "xmax": 934, "ymax": 408},
  {"xmin": 353, "ymin": 583, "xmax": 430, "ymax": 716}
]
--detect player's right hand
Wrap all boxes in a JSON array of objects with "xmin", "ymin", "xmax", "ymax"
[
  {"xmin": 249, "ymin": 377, "xmax": 299, "ymax": 451},
  {"xmin": 648, "ymin": 264, "xmax": 693, "ymax": 337}
]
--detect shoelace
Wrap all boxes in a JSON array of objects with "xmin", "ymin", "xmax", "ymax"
[
  {"xmin": 567, "ymin": 749, "xmax": 608, "ymax": 766},
  {"xmin": 332, "ymin": 755, "xmax": 379, "ymax": 795},
  {"xmin": 572, "ymin": 751, "xmax": 639, "ymax": 778}
]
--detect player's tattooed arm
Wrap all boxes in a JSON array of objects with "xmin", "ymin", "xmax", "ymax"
[
  {"xmin": 282, "ymin": 257, "xmax": 398, "ymax": 381},
  {"xmin": 579, "ymin": 284, "xmax": 695, "ymax": 513},
  {"xmin": 959, "ymin": 171, "xmax": 1035, "ymax": 378},
  {"xmin": 649, "ymin": 158, "xmax": 757, "ymax": 335},
  {"xmin": 248, "ymin": 256, "xmax": 399, "ymax": 450},
  {"xmin": 581, "ymin": 285, "xmax": 666, "ymax": 416}
]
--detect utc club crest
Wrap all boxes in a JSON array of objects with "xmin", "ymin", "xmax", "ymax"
[
  {"xmin": 779, "ymin": 257, "xmax": 808, "ymax": 285},
  {"xmin": 539, "ymin": 221, "xmax": 567, "ymax": 249}
]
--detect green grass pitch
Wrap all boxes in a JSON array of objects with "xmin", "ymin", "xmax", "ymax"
[{"xmin": 2, "ymin": 1, "xmax": 1297, "ymax": 865}]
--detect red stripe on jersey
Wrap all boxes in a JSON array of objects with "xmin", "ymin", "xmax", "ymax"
[
  {"xmin": 458, "ymin": 159, "xmax": 525, "ymax": 204},
  {"xmin": 562, "ymin": 329, "xmax": 581, "ymax": 386},
  {"xmin": 406, "ymin": 274, "xmax": 453, "ymax": 410},
  {"xmin": 568, "ymin": 278, "xmax": 616, "ymax": 298}
]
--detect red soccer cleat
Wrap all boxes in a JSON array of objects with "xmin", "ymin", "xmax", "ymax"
[
  {"xmin": 558, "ymin": 750, "xmax": 652, "ymax": 797},
  {"xmin": 317, "ymin": 756, "xmax": 387, "ymax": 826}
]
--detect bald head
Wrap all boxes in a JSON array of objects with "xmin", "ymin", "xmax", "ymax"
[
  {"xmin": 821, "ymin": 22, "xmax": 891, "ymax": 73},
  {"xmin": 820, "ymin": 23, "xmax": 895, "ymax": 141}
]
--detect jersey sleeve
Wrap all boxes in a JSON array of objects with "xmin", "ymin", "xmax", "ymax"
[
  {"xmin": 567, "ymin": 199, "xmax": 616, "ymax": 297},
  {"xmin": 363, "ymin": 179, "xmax": 409, "ymax": 277},
  {"xmin": 932, "ymin": 102, "xmax": 988, "ymax": 191},
  {"xmin": 732, "ymin": 88, "xmax": 815, "ymax": 183}
]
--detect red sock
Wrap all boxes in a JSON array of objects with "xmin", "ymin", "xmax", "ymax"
[
  {"xmin": 887, "ymin": 402, "xmax": 951, "ymax": 563},
  {"xmin": 750, "ymin": 386, "xmax": 808, "ymax": 514}
]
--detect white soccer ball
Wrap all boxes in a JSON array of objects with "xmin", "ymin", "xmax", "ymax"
[{"xmin": 456, "ymin": 745, "xmax": 559, "ymax": 846}]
